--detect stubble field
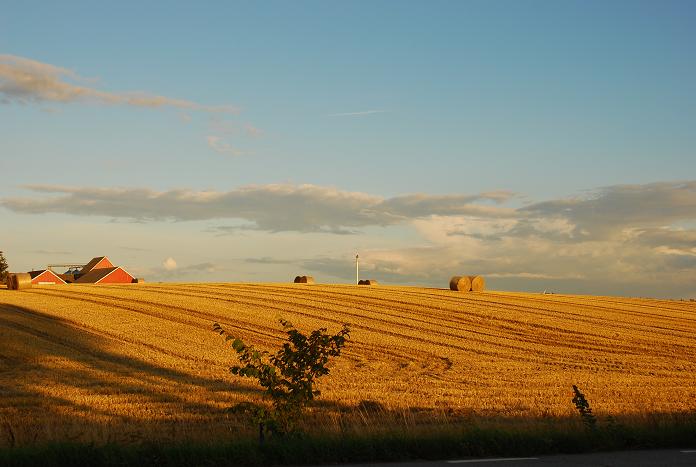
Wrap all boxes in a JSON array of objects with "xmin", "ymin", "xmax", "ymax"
[{"xmin": 1, "ymin": 283, "xmax": 695, "ymax": 447}]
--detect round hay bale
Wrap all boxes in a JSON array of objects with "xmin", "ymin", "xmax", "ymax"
[
  {"xmin": 449, "ymin": 275, "xmax": 471, "ymax": 292},
  {"xmin": 13, "ymin": 273, "xmax": 32, "ymax": 290},
  {"xmin": 6, "ymin": 274, "xmax": 16, "ymax": 290},
  {"xmin": 294, "ymin": 275, "xmax": 315, "ymax": 284},
  {"xmin": 468, "ymin": 275, "xmax": 485, "ymax": 292}
]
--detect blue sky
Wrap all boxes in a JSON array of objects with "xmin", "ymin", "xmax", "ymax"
[{"xmin": 1, "ymin": 1, "xmax": 695, "ymax": 297}]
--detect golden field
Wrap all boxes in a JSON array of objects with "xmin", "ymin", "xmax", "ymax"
[{"xmin": 1, "ymin": 283, "xmax": 695, "ymax": 446}]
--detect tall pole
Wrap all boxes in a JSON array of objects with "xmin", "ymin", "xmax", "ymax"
[{"xmin": 355, "ymin": 253, "xmax": 359, "ymax": 285}]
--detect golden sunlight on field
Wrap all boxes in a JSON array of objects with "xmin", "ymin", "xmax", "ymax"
[{"xmin": 1, "ymin": 283, "xmax": 695, "ymax": 446}]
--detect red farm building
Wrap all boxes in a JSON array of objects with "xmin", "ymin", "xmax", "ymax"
[
  {"xmin": 49, "ymin": 256, "xmax": 138, "ymax": 285},
  {"xmin": 79, "ymin": 256, "xmax": 115, "ymax": 275},
  {"xmin": 74, "ymin": 266, "xmax": 136, "ymax": 285},
  {"xmin": 28, "ymin": 269, "xmax": 67, "ymax": 285}
]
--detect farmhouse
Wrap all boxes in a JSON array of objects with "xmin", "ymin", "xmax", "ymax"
[
  {"xmin": 38, "ymin": 256, "xmax": 139, "ymax": 285},
  {"xmin": 28, "ymin": 269, "xmax": 67, "ymax": 285}
]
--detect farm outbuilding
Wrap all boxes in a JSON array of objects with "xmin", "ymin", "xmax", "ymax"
[
  {"xmin": 79, "ymin": 256, "xmax": 115, "ymax": 276},
  {"xmin": 28, "ymin": 269, "xmax": 67, "ymax": 285},
  {"xmin": 74, "ymin": 266, "xmax": 135, "ymax": 285},
  {"xmin": 20, "ymin": 255, "xmax": 140, "ymax": 285}
]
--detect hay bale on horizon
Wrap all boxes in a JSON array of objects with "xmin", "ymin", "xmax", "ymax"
[
  {"xmin": 9, "ymin": 273, "xmax": 32, "ymax": 290},
  {"xmin": 359, "ymin": 279, "xmax": 378, "ymax": 286},
  {"xmin": 294, "ymin": 275, "xmax": 315, "ymax": 284},
  {"xmin": 468, "ymin": 275, "xmax": 485, "ymax": 292},
  {"xmin": 449, "ymin": 275, "xmax": 472, "ymax": 292},
  {"xmin": 5, "ymin": 274, "xmax": 15, "ymax": 290}
]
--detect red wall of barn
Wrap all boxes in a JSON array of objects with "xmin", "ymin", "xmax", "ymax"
[
  {"xmin": 98, "ymin": 268, "xmax": 134, "ymax": 284},
  {"xmin": 94, "ymin": 257, "xmax": 114, "ymax": 270},
  {"xmin": 31, "ymin": 271, "xmax": 64, "ymax": 285}
]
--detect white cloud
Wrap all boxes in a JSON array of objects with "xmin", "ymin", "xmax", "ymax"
[
  {"xmin": 521, "ymin": 181, "xmax": 696, "ymax": 240},
  {"xmin": 162, "ymin": 257, "xmax": 177, "ymax": 271},
  {"xmin": 3, "ymin": 180, "xmax": 696, "ymax": 297},
  {"xmin": 0, "ymin": 184, "xmax": 513, "ymax": 233},
  {"xmin": 0, "ymin": 54, "xmax": 236, "ymax": 112}
]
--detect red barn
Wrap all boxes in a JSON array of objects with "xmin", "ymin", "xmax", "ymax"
[
  {"xmin": 79, "ymin": 256, "xmax": 115, "ymax": 276},
  {"xmin": 74, "ymin": 266, "xmax": 135, "ymax": 284},
  {"xmin": 28, "ymin": 269, "xmax": 67, "ymax": 285}
]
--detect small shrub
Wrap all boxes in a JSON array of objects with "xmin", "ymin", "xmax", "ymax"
[
  {"xmin": 214, "ymin": 319, "xmax": 350, "ymax": 441},
  {"xmin": 571, "ymin": 385, "xmax": 597, "ymax": 431}
]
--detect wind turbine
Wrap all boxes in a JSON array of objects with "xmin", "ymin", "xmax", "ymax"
[{"xmin": 355, "ymin": 253, "xmax": 359, "ymax": 285}]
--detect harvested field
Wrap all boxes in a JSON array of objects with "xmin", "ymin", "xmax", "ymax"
[{"xmin": 1, "ymin": 283, "xmax": 695, "ymax": 447}]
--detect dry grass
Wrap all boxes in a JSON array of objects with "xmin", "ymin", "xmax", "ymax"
[{"xmin": 1, "ymin": 283, "xmax": 695, "ymax": 447}]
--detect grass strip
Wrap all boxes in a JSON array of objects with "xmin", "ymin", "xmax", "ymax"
[{"xmin": 2, "ymin": 420, "xmax": 696, "ymax": 467}]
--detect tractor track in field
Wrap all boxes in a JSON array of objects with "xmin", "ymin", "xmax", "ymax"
[
  {"xmin": 204, "ymin": 283, "xmax": 696, "ymax": 343},
  {"xmin": 0, "ymin": 305, "xmax": 254, "ymax": 415},
  {"xmin": 416, "ymin": 291, "xmax": 695, "ymax": 341},
  {"xmin": 68, "ymin": 285, "xmax": 692, "ymax": 374},
  {"xmin": 344, "ymin": 284, "xmax": 696, "ymax": 327},
  {"xmin": 23, "ymin": 287, "xmax": 284, "ymax": 341},
  {"xmin": 52, "ymin": 285, "xmax": 586, "ymax": 368},
  {"xmin": 14, "ymin": 285, "xmax": 696, "ymax": 376},
  {"xmin": 0, "ymin": 302, "xmax": 237, "ymax": 373},
  {"xmin": 89, "ymin": 285, "xmax": 518, "ymax": 367},
  {"xmin": 18, "ymin": 288, "xmax": 436, "ymax": 372},
  {"xmin": 99, "ymin": 284, "xmax": 618, "ymax": 367},
  {"xmin": 166, "ymin": 284, "xmax": 696, "ymax": 362},
  {"xmin": 407, "ymin": 289, "xmax": 696, "ymax": 334},
  {"xmin": 0, "ymin": 303, "xmax": 229, "ymax": 382}
]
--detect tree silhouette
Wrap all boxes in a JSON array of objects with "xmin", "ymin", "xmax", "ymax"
[{"xmin": 0, "ymin": 251, "xmax": 8, "ymax": 285}]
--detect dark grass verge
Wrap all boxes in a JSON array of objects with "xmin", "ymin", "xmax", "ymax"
[{"xmin": 2, "ymin": 421, "xmax": 696, "ymax": 467}]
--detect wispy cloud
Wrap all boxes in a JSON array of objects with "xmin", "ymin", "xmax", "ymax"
[
  {"xmin": 328, "ymin": 110, "xmax": 388, "ymax": 117},
  {"xmin": 0, "ymin": 184, "xmax": 513, "ymax": 233},
  {"xmin": 0, "ymin": 54, "xmax": 236, "ymax": 112},
  {"xmin": 207, "ymin": 136, "xmax": 244, "ymax": 156}
]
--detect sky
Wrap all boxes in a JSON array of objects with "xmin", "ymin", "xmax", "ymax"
[{"xmin": 1, "ymin": 0, "xmax": 695, "ymax": 298}]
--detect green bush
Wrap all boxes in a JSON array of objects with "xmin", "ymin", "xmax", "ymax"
[{"xmin": 214, "ymin": 319, "xmax": 350, "ymax": 440}]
